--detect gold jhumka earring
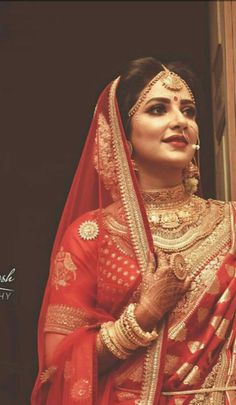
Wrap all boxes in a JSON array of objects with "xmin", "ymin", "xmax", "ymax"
[
  {"xmin": 182, "ymin": 130, "xmax": 201, "ymax": 194},
  {"xmin": 127, "ymin": 141, "xmax": 138, "ymax": 172},
  {"xmin": 183, "ymin": 160, "xmax": 200, "ymax": 194}
]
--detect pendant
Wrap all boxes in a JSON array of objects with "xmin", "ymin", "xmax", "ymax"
[{"xmin": 160, "ymin": 212, "xmax": 180, "ymax": 229}]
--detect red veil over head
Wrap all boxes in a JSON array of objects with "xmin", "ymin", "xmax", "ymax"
[
  {"xmin": 50, "ymin": 78, "xmax": 154, "ymax": 262},
  {"xmin": 31, "ymin": 78, "xmax": 160, "ymax": 405}
]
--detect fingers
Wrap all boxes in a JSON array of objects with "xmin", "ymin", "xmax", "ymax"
[
  {"xmin": 176, "ymin": 275, "xmax": 190, "ymax": 287},
  {"xmin": 142, "ymin": 260, "xmax": 191, "ymax": 299},
  {"xmin": 169, "ymin": 275, "xmax": 191, "ymax": 292},
  {"xmin": 183, "ymin": 276, "xmax": 191, "ymax": 290},
  {"xmin": 139, "ymin": 273, "xmax": 191, "ymax": 322},
  {"xmin": 146, "ymin": 250, "xmax": 156, "ymax": 274}
]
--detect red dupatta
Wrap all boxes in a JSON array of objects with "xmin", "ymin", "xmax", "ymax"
[{"xmin": 31, "ymin": 78, "xmax": 162, "ymax": 405}]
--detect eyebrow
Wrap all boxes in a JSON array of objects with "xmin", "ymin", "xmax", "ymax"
[{"xmin": 144, "ymin": 97, "xmax": 195, "ymax": 106}]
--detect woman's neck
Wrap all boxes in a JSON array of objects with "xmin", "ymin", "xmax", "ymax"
[{"xmin": 137, "ymin": 166, "xmax": 183, "ymax": 190}]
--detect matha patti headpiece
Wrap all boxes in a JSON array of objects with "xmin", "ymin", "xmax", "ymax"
[{"xmin": 128, "ymin": 64, "xmax": 195, "ymax": 117}]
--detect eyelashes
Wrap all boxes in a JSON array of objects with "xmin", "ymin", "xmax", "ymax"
[
  {"xmin": 147, "ymin": 103, "xmax": 197, "ymax": 119},
  {"xmin": 182, "ymin": 106, "xmax": 197, "ymax": 119},
  {"xmin": 148, "ymin": 104, "xmax": 166, "ymax": 115}
]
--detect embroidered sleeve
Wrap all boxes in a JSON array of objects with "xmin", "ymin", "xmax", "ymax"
[
  {"xmin": 44, "ymin": 304, "xmax": 93, "ymax": 334},
  {"xmin": 45, "ymin": 212, "xmax": 99, "ymax": 333}
]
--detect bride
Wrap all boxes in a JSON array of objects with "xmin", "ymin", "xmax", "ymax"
[{"xmin": 31, "ymin": 57, "xmax": 236, "ymax": 405}]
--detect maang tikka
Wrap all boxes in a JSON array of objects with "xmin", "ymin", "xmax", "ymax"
[{"xmin": 128, "ymin": 64, "xmax": 195, "ymax": 117}]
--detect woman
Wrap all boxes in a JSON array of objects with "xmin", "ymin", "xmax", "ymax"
[{"xmin": 31, "ymin": 57, "xmax": 236, "ymax": 404}]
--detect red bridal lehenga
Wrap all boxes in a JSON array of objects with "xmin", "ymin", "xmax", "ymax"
[{"xmin": 31, "ymin": 78, "xmax": 236, "ymax": 405}]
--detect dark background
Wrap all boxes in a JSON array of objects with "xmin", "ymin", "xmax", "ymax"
[{"xmin": 0, "ymin": 2, "xmax": 214, "ymax": 404}]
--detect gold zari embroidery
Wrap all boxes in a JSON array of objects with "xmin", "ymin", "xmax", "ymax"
[
  {"xmin": 93, "ymin": 113, "xmax": 119, "ymax": 200},
  {"xmin": 109, "ymin": 81, "xmax": 149, "ymax": 274},
  {"xmin": 219, "ymin": 288, "xmax": 231, "ymax": 303},
  {"xmin": 44, "ymin": 304, "xmax": 91, "ymax": 334},
  {"xmin": 40, "ymin": 366, "xmax": 57, "ymax": 384},
  {"xmin": 116, "ymin": 390, "xmax": 138, "ymax": 400},
  {"xmin": 176, "ymin": 362, "xmax": 193, "ymax": 379},
  {"xmin": 225, "ymin": 264, "xmax": 236, "ymax": 278},
  {"xmin": 51, "ymin": 247, "xmax": 77, "ymax": 290},
  {"xmin": 167, "ymin": 202, "xmax": 231, "ymax": 333},
  {"xmin": 78, "ymin": 220, "xmax": 99, "ymax": 240},
  {"xmin": 188, "ymin": 348, "xmax": 228, "ymax": 404},
  {"xmin": 70, "ymin": 378, "xmax": 92, "ymax": 401},
  {"xmin": 215, "ymin": 318, "xmax": 230, "ymax": 340},
  {"xmin": 183, "ymin": 365, "xmax": 201, "ymax": 385},
  {"xmin": 187, "ymin": 341, "xmax": 205, "ymax": 354},
  {"xmin": 162, "ymin": 386, "xmax": 236, "ymax": 395}
]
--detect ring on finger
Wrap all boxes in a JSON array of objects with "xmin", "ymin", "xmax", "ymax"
[{"xmin": 170, "ymin": 254, "xmax": 188, "ymax": 281}]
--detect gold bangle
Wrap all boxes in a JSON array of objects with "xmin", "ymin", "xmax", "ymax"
[
  {"xmin": 100, "ymin": 322, "xmax": 130, "ymax": 360},
  {"xmin": 114, "ymin": 318, "xmax": 139, "ymax": 351},
  {"xmin": 108, "ymin": 323, "xmax": 132, "ymax": 357},
  {"xmin": 125, "ymin": 303, "xmax": 158, "ymax": 342},
  {"xmin": 120, "ymin": 312, "xmax": 149, "ymax": 347}
]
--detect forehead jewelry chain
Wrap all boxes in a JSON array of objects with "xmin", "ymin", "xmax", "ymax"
[{"xmin": 128, "ymin": 64, "xmax": 195, "ymax": 117}]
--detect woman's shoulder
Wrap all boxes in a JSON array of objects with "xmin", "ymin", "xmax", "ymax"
[
  {"xmin": 198, "ymin": 196, "xmax": 236, "ymax": 219},
  {"xmin": 64, "ymin": 201, "xmax": 124, "ymax": 242},
  {"xmin": 205, "ymin": 197, "xmax": 236, "ymax": 208},
  {"xmin": 64, "ymin": 209, "xmax": 101, "ymax": 244},
  {"xmin": 194, "ymin": 193, "xmax": 234, "ymax": 206},
  {"xmin": 192, "ymin": 195, "xmax": 233, "ymax": 220}
]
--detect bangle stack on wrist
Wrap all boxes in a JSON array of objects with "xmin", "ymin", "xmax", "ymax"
[
  {"xmin": 99, "ymin": 303, "xmax": 158, "ymax": 360},
  {"xmin": 126, "ymin": 303, "xmax": 158, "ymax": 341},
  {"xmin": 100, "ymin": 321, "xmax": 131, "ymax": 359}
]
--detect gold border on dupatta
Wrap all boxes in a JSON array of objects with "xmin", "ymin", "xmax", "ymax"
[
  {"xmin": 108, "ymin": 79, "xmax": 163, "ymax": 404},
  {"xmin": 108, "ymin": 78, "xmax": 148, "ymax": 274}
]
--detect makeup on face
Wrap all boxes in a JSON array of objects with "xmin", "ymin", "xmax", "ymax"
[{"xmin": 130, "ymin": 80, "xmax": 199, "ymax": 169}]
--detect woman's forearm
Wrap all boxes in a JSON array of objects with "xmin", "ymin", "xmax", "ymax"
[{"xmin": 96, "ymin": 332, "xmax": 122, "ymax": 375}]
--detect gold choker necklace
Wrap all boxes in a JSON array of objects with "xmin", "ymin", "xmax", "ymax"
[{"xmin": 141, "ymin": 184, "xmax": 190, "ymax": 209}]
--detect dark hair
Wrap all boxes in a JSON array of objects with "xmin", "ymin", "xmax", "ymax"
[{"xmin": 116, "ymin": 57, "xmax": 203, "ymax": 137}]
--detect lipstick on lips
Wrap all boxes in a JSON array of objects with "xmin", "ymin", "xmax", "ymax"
[{"xmin": 162, "ymin": 134, "xmax": 188, "ymax": 148}]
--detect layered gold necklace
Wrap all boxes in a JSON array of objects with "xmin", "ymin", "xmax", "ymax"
[
  {"xmin": 142, "ymin": 184, "xmax": 224, "ymax": 278},
  {"xmin": 142, "ymin": 184, "xmax": 223, "ymax": 252}
]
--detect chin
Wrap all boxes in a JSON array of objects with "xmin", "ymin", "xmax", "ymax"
[
  {"xmin": 157, "ymin": 157, "xmax": 192, "ymax": 170},
  {"xmin": 168, "ymin": 154, "xmax": 193, "ymax": 167},
  {"xmin": 139, "ymin": 154, "xmax": 193, "ymax": 171}
]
